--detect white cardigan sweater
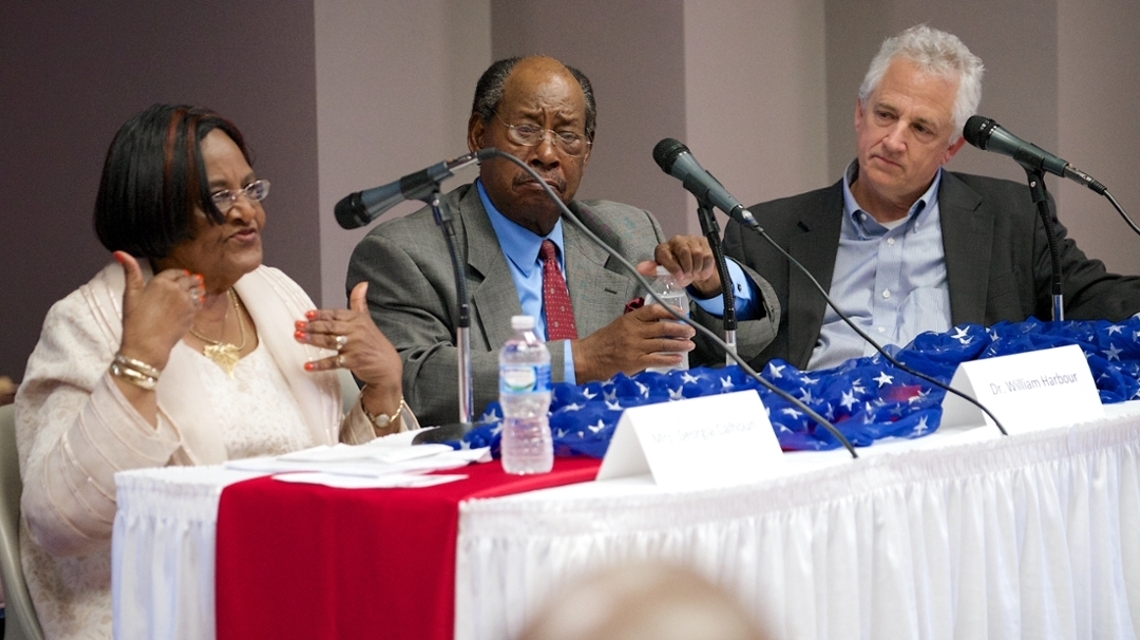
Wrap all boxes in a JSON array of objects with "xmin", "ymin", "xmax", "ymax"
[{"xmin": 14, "ymin": 263, "xmax": 377, "ymax": 640}]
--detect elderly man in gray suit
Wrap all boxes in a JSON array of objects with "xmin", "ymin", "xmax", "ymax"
[{"xmin": 348, "ymin": 55, "xmax": 780, "ymax": 427}]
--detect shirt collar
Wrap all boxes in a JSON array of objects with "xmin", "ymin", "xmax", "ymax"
[
  {"xmin": 476, "ymin": 179, "xmax": 565, "ymax": 276},
  {"xmin": 841, "ymin": 160, "xmax": 942, "ymax": 237}
]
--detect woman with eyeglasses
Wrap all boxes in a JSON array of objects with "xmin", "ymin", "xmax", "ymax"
[{"xmin": 13, "ymin": 104, "xmax": 416, "ymax": 639}]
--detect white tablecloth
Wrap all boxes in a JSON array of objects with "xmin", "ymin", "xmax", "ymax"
[{"xmin": 113, "ymin": 407, "xmax": 1140, "ymax": 640}]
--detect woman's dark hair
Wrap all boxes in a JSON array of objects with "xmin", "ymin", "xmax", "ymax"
[{"xmin": 94, "ymin": 104, "xmax": 251, "ymax": 258}]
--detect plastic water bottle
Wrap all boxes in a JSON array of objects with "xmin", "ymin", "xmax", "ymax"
[
  {"xmin": 646, "ymin": 265, "xmax": 690, "ymax": 374},
  {"xmin": 499, "ymin": 315, "xmax": 553, "ymax": 474}
]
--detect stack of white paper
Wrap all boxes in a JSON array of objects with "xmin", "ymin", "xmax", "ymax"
[{"xmin": 223, "ymin": 428, "xmax": 491, "ymax": 488}]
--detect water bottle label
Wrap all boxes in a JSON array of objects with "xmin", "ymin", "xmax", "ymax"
[{"xmin": 499, "ymin": 363, "xmax": 551, "ymax": 394}]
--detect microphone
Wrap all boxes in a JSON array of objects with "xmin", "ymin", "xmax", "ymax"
[
  {"xmin": 335, "ymin": 150, "xmax": 490, "ymax": 229},
  {"xmin": 652, "ymin": 138, "xmax": 761, "ymax": 229},
  {"xmin": 962, "ymin": 116, "xmax": 1106, "ymax": 195}
]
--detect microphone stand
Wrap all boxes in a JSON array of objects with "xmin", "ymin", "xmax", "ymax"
[
  {"xmin": 411, "ymin": 189, "xmax": 490, "ymax": 444},
  {"xmin": 1021, "ymin": 166, "xmax": 1065, "ymax": 320},
  {"xmin": 694, "ymin": 199, "xmax": 737, "ymax": 363}
]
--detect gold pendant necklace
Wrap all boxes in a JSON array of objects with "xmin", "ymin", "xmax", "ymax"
[{"xmin": 188, "ymin": 289, "xmax": 247, "ymax": 377}]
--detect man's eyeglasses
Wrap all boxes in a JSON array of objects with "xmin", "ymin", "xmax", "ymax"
[
  {"xmin": 211, "ymin": 179, "xmax": 271, "ymax": 213},
  {"xmin": 495, "ymin": 114, "xmax": 591, "ymax": 156}
]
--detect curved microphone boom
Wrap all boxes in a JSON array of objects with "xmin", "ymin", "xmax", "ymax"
[
  {"xmin": 335, "ymin": 149, "xmax": 491, "ymax": 229},
  {"xmin": 962, "ymin": 116, "xmax": 1106, "ymax": 195},
  {"xmin": 652, "ymin": 138, "xmax": 761, "ymax": 229}
]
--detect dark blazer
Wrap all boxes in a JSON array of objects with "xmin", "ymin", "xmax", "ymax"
[
  {"xmin": 723, "ymin": 170, "xmax": 1140, "ymax": 370},
  {"xmin": 349, "ymin": 183, "xmax": 780, "ymax": 427}
]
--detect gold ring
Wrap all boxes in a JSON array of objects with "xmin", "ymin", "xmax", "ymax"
[{"xmin": 334, "ymin": 334, "xmax": 348, "ymax": 351}]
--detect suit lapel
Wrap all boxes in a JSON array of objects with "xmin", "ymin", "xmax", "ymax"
[
  {"xmin": 462, "ymin": 188, "xmax": 524, "ymax": 350},
  {"xmin": 563, "ymin": 213, "xmax": 635, "ymax": 337},
  {"xmin": 937, "ymin": 172, "xmax": 990, "ymax": 325},
  {"xmin": 787, "ymin": 182, "xmax": 845, "ymax": 368}
]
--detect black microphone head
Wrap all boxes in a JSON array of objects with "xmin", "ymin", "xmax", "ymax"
[
  {"xmin": 962, "ymin": 115, "xmax": 997, "ymax": 150},
  {"xmin": 334, "ymin": 192, "xmax": 368, "ymax": 229},
  {"xmin": 653, "ymin": 138, "xmax": 690, "ymax": 174}
]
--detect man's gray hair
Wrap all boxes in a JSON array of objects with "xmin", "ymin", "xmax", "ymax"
[{"xmin": 858, "ymin": 24, "xmax": 984, "ymax": 141}]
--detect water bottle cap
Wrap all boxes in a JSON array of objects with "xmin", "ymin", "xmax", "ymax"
[{"xmin": 511, "ymin": 315, "xmax": 536, "ymax": 330}]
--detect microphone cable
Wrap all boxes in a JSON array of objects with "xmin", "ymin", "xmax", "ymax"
[
  {"xmin": 482, "ymin": 149, "xmax": 860, "ymax": 458},
  {"xmin": 741, "ymin": 226, "xmax": 1009, "ymax": 436}
]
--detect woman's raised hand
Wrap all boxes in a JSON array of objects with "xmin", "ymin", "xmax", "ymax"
[
  {"xmin": 295, "ymin": 281, "xmax": 403, "ymax": 393},
  {"xmin": 115, "ymin": 251, "xmax": 204, "ymax": 370}
]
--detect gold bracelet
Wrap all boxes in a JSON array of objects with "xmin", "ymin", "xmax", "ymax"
[
  {"xmin": 113, "ymin": 353, "xmax": 162, "ymax": 380},
  {"xmin": 362, "ymin": 394, "xmax": 407, "ymax": 431},
  {"xmin": 109, "ymin": 362, "xmax": 158, "ymax": 391}
]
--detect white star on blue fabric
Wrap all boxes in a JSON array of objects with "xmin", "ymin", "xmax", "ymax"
[
  {"xmin": 587, "ymin": 420, "xmax": 606, "ymax": 434},
  {"xmin": 681, "ymin": 371, "xmax": 700, "ymax": 384},
  {"xmin": 1108, "ymin": 324, "xmax": 1124, "ymax": 335},
  {"xmin": 634, "ymin": 381, "xmax": 649, "ymax": 397},
  {"xmin": 555, "ymin": 428, "xmax": 568, "ymax": 438},
  {"xmin": 852, "ymin": 380, "xmax": 867, "ymax": 394},
  {"xmin": 563, "ymin": 402, "xmax": 584, "ymax": 412},
  {"xmin": 459, "ymin": 439, "xmax": 472, "ymax": 450},
  {"xmin": 720, "ymin": 376, "xmax": 734, "ymax": 389},
  {"xmin": 1105, "ymin": 344, "xmax": 1123, "ymax": 361},
  {"xmin": 604, "ymin": 388, "xmax": 618, "ymax": 401},
  {"xmin": 798, "ymin": 388, "xmax": 816, "ymax": 404},
  {"xmin": 913, "ymin": 416, "xmax": 930, "ymax": 435},
  {"xmin": 605, "ymin": 399, "xmax": 622, "ymax": 410},
  {"xmin": 668, "ymin": 387, "xmax": 685, "ymax": 400},
  {"xmin": 840, "ymin": 390, "xmax": 857, "ymax": 411},
  {"xmin": 480, "ymin": 409, "xmax": 499, "ymax": 422},
  {"xmin": 874, "ymin": 371, "xmax": 894, "ymax": 387},
  {"xmin": 491, "ymin": 423, "xmax": 503, "ymax": 436},
  {"xmin": 767, "ymin": 362, "xmax": 786, "ymax": 378},
  {"xmin": 952, "ymin": 327, "xmax": 971, "ymax": 344},
  {"xmin": 780, "ymin": 407, "xmax": 803, "ymax": 419},
  {"xmin": 582, "ymin": 387, "xmax": 597, "ymax": 400}
]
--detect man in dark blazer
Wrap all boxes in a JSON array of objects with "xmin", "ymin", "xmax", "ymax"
[
  {"xmin": 725, "ymin": 24, "xmax": 1140, "ymax": 372},
  {"xmin": 349, "ymin": 56, "xmax": 779, "ymax": 427}
]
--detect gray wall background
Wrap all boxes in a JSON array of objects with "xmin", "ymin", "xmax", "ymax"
[{"xmin": 3, "ymin": 0, "xmax": 1138, "ymax": 381}]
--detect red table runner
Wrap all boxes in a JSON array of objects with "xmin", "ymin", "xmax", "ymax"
[{"xmin": 215, "ymin": 458, "xmax": 601, "ymax": 640}]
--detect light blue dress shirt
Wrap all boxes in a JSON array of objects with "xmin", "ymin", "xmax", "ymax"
[
  {"xmin": 808, "ymin": 163, "xmax": 951, "ymax": 370},
  {"xmin": 477, "ymin": 180, "xmax": 760, "ymax": 383}
]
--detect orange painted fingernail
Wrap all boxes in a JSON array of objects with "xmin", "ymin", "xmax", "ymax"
[
  {"xmin": 305, "ymin": 310, "xmax": 318, "ymax": 320},
  {"xmin": 195, "ymin": 274, "xmax": 204, "ymax": 283},
  {"xmin": 183, "ymin": 269, "xmax": 191, "ymax": 276},
  {"xmin": 113, "ymin": 251, "xmax": 126, "ymax": 264},
  {"xmin": 304, "ymin": 362, "xmax": 315, "ymax": 371},
  {"xmin": 294, "ymin": 330, "xmax": 307, "ymax": 340},
  {"xmin": 295, "ymin": 321, "xmax": 307, "ymax": 330}
]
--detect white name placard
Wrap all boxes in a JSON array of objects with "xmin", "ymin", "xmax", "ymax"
[
  {"xmin": 941, "ymin": 343, "xmax": 1103, "ymax": 433},
  {"xmin": 596, "ymin": 390, "xmax": 787, "ymax": 489}
]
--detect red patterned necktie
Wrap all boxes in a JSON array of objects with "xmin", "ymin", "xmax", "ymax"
[{"xmin": 540, "ymin": 239, "xmax": 578, "ymax": 340}]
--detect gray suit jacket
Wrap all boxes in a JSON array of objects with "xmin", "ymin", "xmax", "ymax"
[
  {"xmin": 724, "ymin": 170, "xmax": 1140, "ymax": 370},
  {"xmin": 348, "ymin": 183, "xmax": 779, "ymax": 427}
]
